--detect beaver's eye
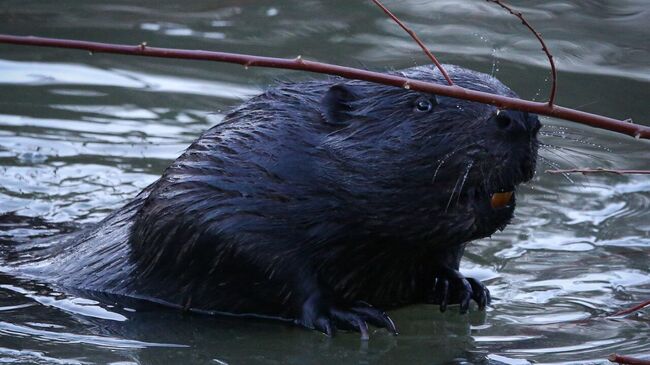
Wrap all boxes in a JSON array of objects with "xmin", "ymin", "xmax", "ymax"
[{"xmin": 414, "ymin": 97, "xmax": 433, "ymax": 113}]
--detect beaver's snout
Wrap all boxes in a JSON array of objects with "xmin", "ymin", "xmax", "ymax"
[
  {"xmin": 479, "ymin": 109, "xmax": 540, "ymax": 210},
  {"xmin": 482, "ymin": 108, "xmax": 540, "ymax": 172},
  {"xmin": 491, "ymin": 109, "xmax": 541, "ymax": 138}
]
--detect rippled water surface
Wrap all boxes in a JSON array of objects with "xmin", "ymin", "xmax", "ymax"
[{"xmin": 1, "ymin": 0, "xmax": 649, "ymax": 364}]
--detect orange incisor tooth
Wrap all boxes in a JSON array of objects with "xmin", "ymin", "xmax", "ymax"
[{"xmin": 491, "ymin": 191, "xmax": 513, "ymax": 209}]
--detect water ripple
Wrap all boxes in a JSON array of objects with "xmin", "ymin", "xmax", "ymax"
[{"xmin": 0, "ymin": 321, "xmax": 186, "ymax": 349}]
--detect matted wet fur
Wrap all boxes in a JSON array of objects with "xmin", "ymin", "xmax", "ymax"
[{"xmin": 1, "ymin": 64, "xmax": 540, "ymax": 338}]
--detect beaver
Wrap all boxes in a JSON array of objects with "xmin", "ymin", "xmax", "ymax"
[{"xmin": 2, "ymin": 64, "xmax": 540, "ymax": 339}]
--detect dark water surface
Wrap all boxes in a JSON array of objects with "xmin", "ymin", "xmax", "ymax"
[{"xmin": 1, "ymin": 1, "xmax": 649, "ymax": 364}]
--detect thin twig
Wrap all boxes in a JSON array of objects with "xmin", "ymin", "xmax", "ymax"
[
  {"xmin": 486, "ymin": 0, "xmax": 558, "ymax": 106},
  {"xmin": 546, "ymin": 168, "xmax": 650, "ymax": 175},
  {"xmin": 611, "ymin": 299, "xmax": 650, "ymax": 317},
  {"xmin": 0, "ymin": 34, "xmax": 649, "ymax": 140},
  {"xmin": 609, "ymin": 354, "xmax": 650, "ymax": 365},
  {"xmin": 370, "ymin": 0, "xmax": 454, "ymax": 86}
]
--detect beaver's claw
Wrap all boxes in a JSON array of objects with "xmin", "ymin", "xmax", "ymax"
[
  {"xmin": 429, "ymin": 268, "xmax": 491, "ymax": 313},
  {"xmin": 298, "ymin": 296, "xmax": 398, "ymax": 339}
]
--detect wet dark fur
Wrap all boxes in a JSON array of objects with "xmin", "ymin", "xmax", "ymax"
[{"xmin": 2, "ymin": 65, "xmax": 540, "ymax": 330}]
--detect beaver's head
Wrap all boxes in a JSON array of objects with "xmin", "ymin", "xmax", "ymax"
[{"xmin": 318, "ymin": 65, "xmax": 540, "ymax": 245}]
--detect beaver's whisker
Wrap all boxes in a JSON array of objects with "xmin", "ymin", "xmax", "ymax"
[
  {"xmin": 455, "ymin": 160, "xmax": 475, "ymax": 207},
  {"xmin": 538, "ymin": 155, "xmax": 575, "ymax": 184},
  {"xmin": 539, "ymin": 144, "xmax": 582, "ymax": 171},
  {"xmin": 540, "ymin": 131, "xmax": 585, "ymax": 141},
  {"xmin": 540, "ymin": 142, "xmax": 609, "ymax": 161},
  {"xmin": 538, "ymin": 155, "xmax": 562, "ymax": 171},
  {"xmin": 445, "ymin": 170, "xmax": 464, "ymax": 213},
  {"xmin": 540, "ymin": 125, "xmax": 611, "ymax": 153},
  {"xmin": 431, "ymin": 140, "xmax": 483, "ymax": 184},
  {"xmin": 432, "ymin": 150, "xmax": 459, "ymax": 183},
  {"xmin": 443, "ymin": 154, "xmax": 479, "ymax": 212}
]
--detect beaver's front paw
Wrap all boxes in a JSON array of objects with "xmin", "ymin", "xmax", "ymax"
[
  {"xmin": 429, "ymin": 268, "xmax": 491, "ymax": 313},
  {"xmin": 297, "ymin": 294, "xmax": 398, "ymax": 340}
]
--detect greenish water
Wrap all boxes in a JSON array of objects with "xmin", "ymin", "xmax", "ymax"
[{"xmin": 0, "ymin": 1, "xmax": 649, "ymax": 364}]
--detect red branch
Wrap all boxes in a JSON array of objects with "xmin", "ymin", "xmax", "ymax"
[
  {"xmin": 611, "ymin": 299, "xmax": 650, "ymax": 317},
  {"xmin": 546, "ymin": 168, "xmax": 650, "ymax": 175},
  {"xmin": 609, "ymin": 354, "xmax": 650, "ymax": 365},
  {"xmin": 371, "ymin": 0, "xmax": 454, "ymax": 86},
  {"xmin": 0, "ymin": 34, "xmax": 649, "ymax": 140},
  {"xmin": 487, "ymin": 0, "xmax": 558, "ymax": 106}
]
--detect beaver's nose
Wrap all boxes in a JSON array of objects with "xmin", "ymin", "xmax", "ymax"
[{"xmin": 493, "ymin": 110, "xmax": 540, "ymax": 137}]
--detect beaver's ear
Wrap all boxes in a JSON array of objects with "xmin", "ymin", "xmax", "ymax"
[{"xmin": 321, "ymin": 83, "xmax": 359, "ymax": 125}]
